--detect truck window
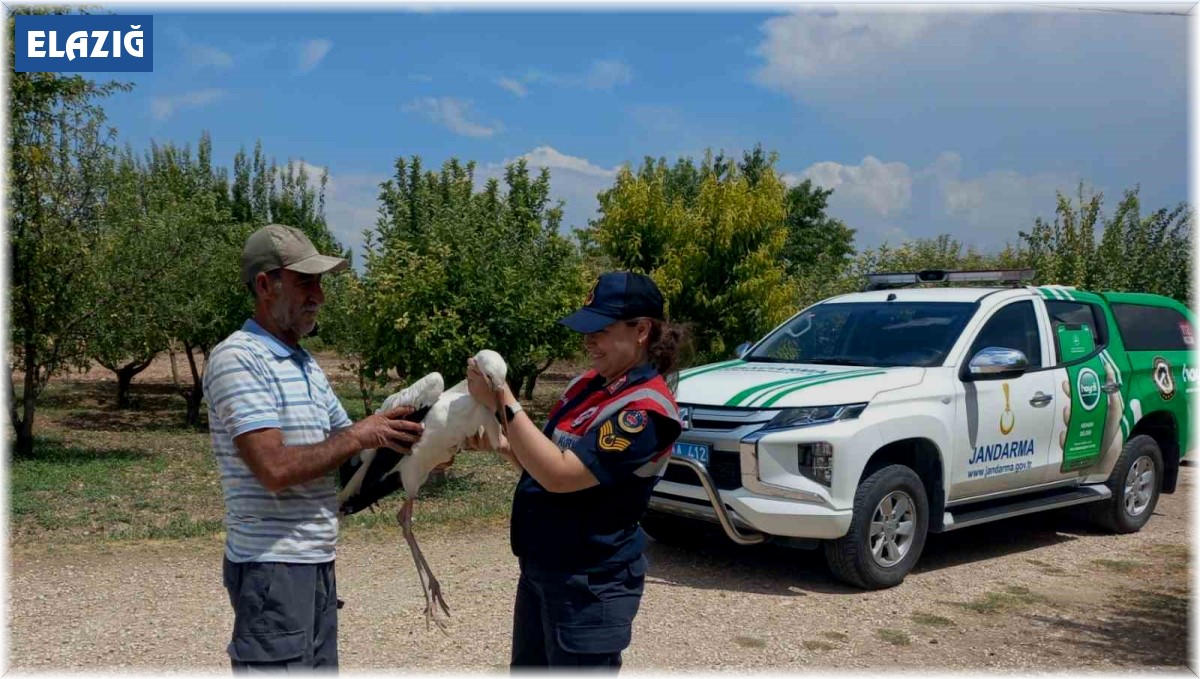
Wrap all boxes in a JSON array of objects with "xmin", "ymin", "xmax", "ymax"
[
  {"xmin": 748, "ymin": 302, "xmax": 975, "ymax": 368},
  {"xmin": 1045, "ymin": 300, "xmax": 1108, "ymax": 364},
  {"xmin": 1111, "ymin": 303, "xmax": 1193, "ymax": 351},
  {"xmin": 966, "ymin": 301, "xmax": 1042, "ymax": 366}
]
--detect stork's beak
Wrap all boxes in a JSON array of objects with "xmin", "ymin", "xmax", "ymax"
[{"xmin": 495, "ymin": 387, "xmax": 509, "ymax": 436}]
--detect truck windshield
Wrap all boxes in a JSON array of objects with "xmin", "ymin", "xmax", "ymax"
[{"xmin": 746, "ymin": 302, "xmax": 977, "ymax": 368}]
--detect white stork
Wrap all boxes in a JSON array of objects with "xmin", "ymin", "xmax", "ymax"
[{"xmin": 337, "ymin": 349, "xmax": 511, "ymax": 631}]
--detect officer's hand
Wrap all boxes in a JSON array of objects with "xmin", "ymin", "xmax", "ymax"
[
  {"xmin": 467, "ymin": 359, "xmax": 503, "ymax": 411},
  {"xmin": 352, "ymin": 406, "xmax": 425, "ymax": 451}
]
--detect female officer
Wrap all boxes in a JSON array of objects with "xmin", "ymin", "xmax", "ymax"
[{"xmin": 466, "ymin": 271, "xmax": 686, "ymax": 671}]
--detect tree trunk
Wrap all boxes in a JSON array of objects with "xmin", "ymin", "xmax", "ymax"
[
  {"xmin": 16, "ymin": 346, "xmax": 38, "ymax": 459},
  {"xmin": 115, "ymin": 355, "xmax": 156, "ymax": 409},
  {"xmin": 523, "ymin": 357, "xmax": 555, "ymax": 401},
  {"xmin": 182, "ymin": 342, "xmax": 205, "ymax": 427},
  {"xmin": 168, "ymin": 341, "xmax": 180, "ymax": 389},
  {"xmin": 357, "ymin": 364, "xmax": 373, "ymax": 415}
]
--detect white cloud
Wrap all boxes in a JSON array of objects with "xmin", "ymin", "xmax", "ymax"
[
  {"xmin": 495, "ymin": 77, "xmax": 527, "ymax": 98},
  {"xmin": 755, "ymin": 9, "xmax": 975, "ymax": 88},
  {"xmin": 789, "ymin": 151, "xmax": 1085, "ymax": 249},
  {"xmin": 584, "ymin": 59, "xmax": 633, "ymax": 90},
  {"xmin": 187, "ymin": 42, "xmax": 233, "ymax": 69},
  {"xmin": 403, "ymin": 97, "xmax": 500, "ymax": 138},
  {"xmin": 150, "ymin": 89, "xmax": 226, "ymax": 122},
  {"xmin": 799, "ymin": 156, "xmax": 913, "ymax": 217},
  {"xmin": 297, "ymin": 39, "xmax": 333, "ymax": 74},
  {"xmin": 499, "ymin": 58, "xmax": 634, "ymax": 97},
  {"xmin": 925, "ymin": 152, "xmax": 1080, "ymax": 231},
  {"xmin": 165, "ymin": 25, "xmax": 234, "ymax": 69},
  {"xmin": 752, "ymin": 6, "xmax": 1186, "ymax": 111},
  {"xmin": 516, "ymin": 146, "xmax": 617, "ymax": 179},
  {"xmin": 478, "ymin": 146, "xmax": 618, "ymax": 231}
]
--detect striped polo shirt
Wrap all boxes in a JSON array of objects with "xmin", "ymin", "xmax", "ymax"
[{"xmin": 203, "ymin": 319, "xmax": 353, "ymax": 564}]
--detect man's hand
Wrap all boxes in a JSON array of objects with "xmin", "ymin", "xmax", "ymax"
[{"xmin": 351, "ymin": 406, "xmax": 425, "ymax": 451}]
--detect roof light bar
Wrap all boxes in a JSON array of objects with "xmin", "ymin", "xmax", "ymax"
[{"xmin": 864, "ymin": 268, "xmax": 1036, "ymax": 291}]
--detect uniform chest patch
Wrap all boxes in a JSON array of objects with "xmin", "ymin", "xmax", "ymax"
[
  {"xmin": 619, "ymin": 410, "xmax": 647, "ymax": 434},
  {"xmin": 598, "ymin": 420, "xmax": 633, "ymax": 452},
  {"xmin": 606, "ymin": 374, "xmax": 628, "ymax": 395},
  {"xmin": 571, "ymin": 406, "xmax": 599, "ymax": 429}
]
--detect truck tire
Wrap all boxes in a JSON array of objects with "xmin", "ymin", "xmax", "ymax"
[
  {"xmin": 825, "ymin": 464, "xmax": 929, "ymax": 590},
  {"xmin": 1091, "ymin": 434, "xmax": 1162, "ymax": 534},
  {"xmin": 639, "ymin": 511, "xmax": 714, "ymax": 547}
]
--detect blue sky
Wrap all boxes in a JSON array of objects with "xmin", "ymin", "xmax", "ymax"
[{"xmin": 89, "ymin": 6, "xmax": 1190, "ymax": 264}]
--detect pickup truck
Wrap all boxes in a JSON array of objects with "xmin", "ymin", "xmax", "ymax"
[{"xmin": 646, "ymin": 269, "xmax": 1195, "ymax": 589}]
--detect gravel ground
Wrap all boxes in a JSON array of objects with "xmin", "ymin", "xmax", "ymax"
[{"xmin": 8, "ymin": 468, "xmax": 1193, "ymax": 673}]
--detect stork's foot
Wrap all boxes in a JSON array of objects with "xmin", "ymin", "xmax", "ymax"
[{"xmin": 425, "ymin": 574, "xmax": 452, "ymax": 631}]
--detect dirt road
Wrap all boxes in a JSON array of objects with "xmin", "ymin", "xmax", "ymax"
[{"xmin": 9, "ymin": 469, "xmax": 1192, "ymax": 672}]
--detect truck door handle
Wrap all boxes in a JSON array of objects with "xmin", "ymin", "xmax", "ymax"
[
  {"xmin": 1030, "ymin": 393, "xmax": 1053, "ymax": 407},
  {"xmin": 1102, "ymin": 382, "xmax": 1120, "ymax": 394}
]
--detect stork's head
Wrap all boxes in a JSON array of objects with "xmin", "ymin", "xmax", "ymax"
[{"xmin": 472, "ymin": 349, "xmax": 508, "ymax": 390}]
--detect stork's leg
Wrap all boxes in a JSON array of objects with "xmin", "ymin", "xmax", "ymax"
[{"xmin": 397, "ymin": 499, "xmax": 451, "ymax": 631}]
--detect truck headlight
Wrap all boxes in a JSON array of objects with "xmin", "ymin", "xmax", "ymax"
[
  {"xmin": 798, "ymin": 442, "xmax": 834, "ymax": 486},
  {"xmin": 761, "ymin": 403, "xmax": 867, "ymax": 431}
]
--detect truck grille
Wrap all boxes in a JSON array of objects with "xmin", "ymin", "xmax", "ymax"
[{"xmin": 662, "ymin": 450, "xmax": 742, "ymax": 490}]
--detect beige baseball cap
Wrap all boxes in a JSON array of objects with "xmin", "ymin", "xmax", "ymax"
[{"xmin": 241, "ymin": 224, "xmax": 348, "ymax": 286}]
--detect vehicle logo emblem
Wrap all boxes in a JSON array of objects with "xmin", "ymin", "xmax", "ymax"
[
  {"xmin": 1077, "ymin": 367, "xmax": 1101, "ymax": 411},
  {"xmin": 1153, "ymin": 357, "xmax": 1176, "ymax": 401},
  {"xmin": 999, "ymin": 382, "xmax": 1015, "ymax": 435}
]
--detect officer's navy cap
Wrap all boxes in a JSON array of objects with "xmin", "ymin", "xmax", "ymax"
[{"xmin": 559, "ymin": 271, "xmax": 665, "ymax": 334}]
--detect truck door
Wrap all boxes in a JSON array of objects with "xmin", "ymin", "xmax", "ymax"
[
  {"xmin": 951, "ymin": 299, "xmax": 1059, "ymax": 499},
  {"xmin": 1040, "ymin": 293, "xmax": 1122, "ymax": 475}
]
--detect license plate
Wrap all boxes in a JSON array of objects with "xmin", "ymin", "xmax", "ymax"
[{"xmin": 673, "ymin": 442, "xmax": 711, "ymax": 466}]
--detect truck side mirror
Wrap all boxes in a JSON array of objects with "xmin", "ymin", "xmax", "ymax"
[{"xmin": 965, "ymin": 347, "xmax": 1030, "ymax": 380}]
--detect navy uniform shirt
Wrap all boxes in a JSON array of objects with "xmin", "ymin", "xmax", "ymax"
[{"xmin": 511, "ymin": 364, "xmax": 681, "ymax": 574}]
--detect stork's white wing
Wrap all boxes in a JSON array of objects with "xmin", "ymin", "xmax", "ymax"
[{"xmin": 378, "ymin": 372, "xmax": 445, "ymax": 413}]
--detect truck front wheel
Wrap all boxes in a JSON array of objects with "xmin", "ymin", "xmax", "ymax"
[{"xmin": 825, "ymin": 465, "xmax": 929, "ymax": 590}]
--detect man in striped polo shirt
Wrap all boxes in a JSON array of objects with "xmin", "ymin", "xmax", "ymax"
[{"xmin": 204, "ymin": 224, "xmax": 425, "ymax": 672}]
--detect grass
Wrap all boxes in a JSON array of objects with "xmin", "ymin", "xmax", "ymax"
[
  {"xmin": 11, "ymin": 359, "xmax": 574, "ymax": 546},
  {"xmin": 1026, "ymin": 558, "xmax": 1068, "ymax": 575},
  {"xmin": 957, "ymin": 585, "xmax": 1046, "ymax": 614},
  {"xmin": 910, "ymin": 612, "xmax": 955, "ymax": 627},
  {"xmin": 1093, "ymin": 558, "xmax": 1141, "ymax": 574},
  {"xmin": 802, "ymin": 640, "xmax": 837, "ymax": 651},
  {"xmin": 820, "ymin": 631, "xmax": 849, "ymax": 641},
  {"xmin": 734, "ymin": 636, "xmax": 767, "ymax": 649},
  {"xmin": 877, "ymin": 629, "xmax": 910, "ymax": 646}
]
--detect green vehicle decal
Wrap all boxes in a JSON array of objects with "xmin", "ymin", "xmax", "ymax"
[
  {"xmin": 722, "ymin": 368, "xmax": 863, "ymax": 407},
  {"xmin": 757, "ymin": 370, "xmax": 888, "ymax": 407},
  {"xmin": 677, "ymin": 359, "xmax": 745, "ymax": 382},
  {"xmin": 739, "ymin": 368, "xmax": 880, "ymax": 407}
]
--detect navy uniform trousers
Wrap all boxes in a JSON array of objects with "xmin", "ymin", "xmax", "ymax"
[{"xmin": 511, "ymin": 555, "xmax": 647, "ymax": 671}]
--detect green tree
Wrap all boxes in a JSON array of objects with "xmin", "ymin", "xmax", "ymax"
[
  {"xmin": 363, "ymin": 156, "xmax": 586, "ymax": 399},
  {"xmin": 1020, "ymin": 184, "xmax": 1192, "ymax": 303},
  {"xmin": 588, "ymin": 152, "xmax": 799, "ymax": 360},
  {"xmin": 89, "ymin": 133, "xmax": 240, "ymax": 411},
  {"xmin": 7, "ymin": 6, "xmax": 131, "ymax": 455}
]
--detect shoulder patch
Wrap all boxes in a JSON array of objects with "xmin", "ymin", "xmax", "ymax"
[
  {"xmin": 598, "ymin": 420, "xmax": 633, "ymax": 453},
  {"xmin": 618, "ymin": 410, "xmax": 647, "ymax": 434}
]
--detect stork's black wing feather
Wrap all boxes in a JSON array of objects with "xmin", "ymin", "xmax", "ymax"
[{"xmin": 337, "ymin": 404, "xmax": 432, "ymax": 516}]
